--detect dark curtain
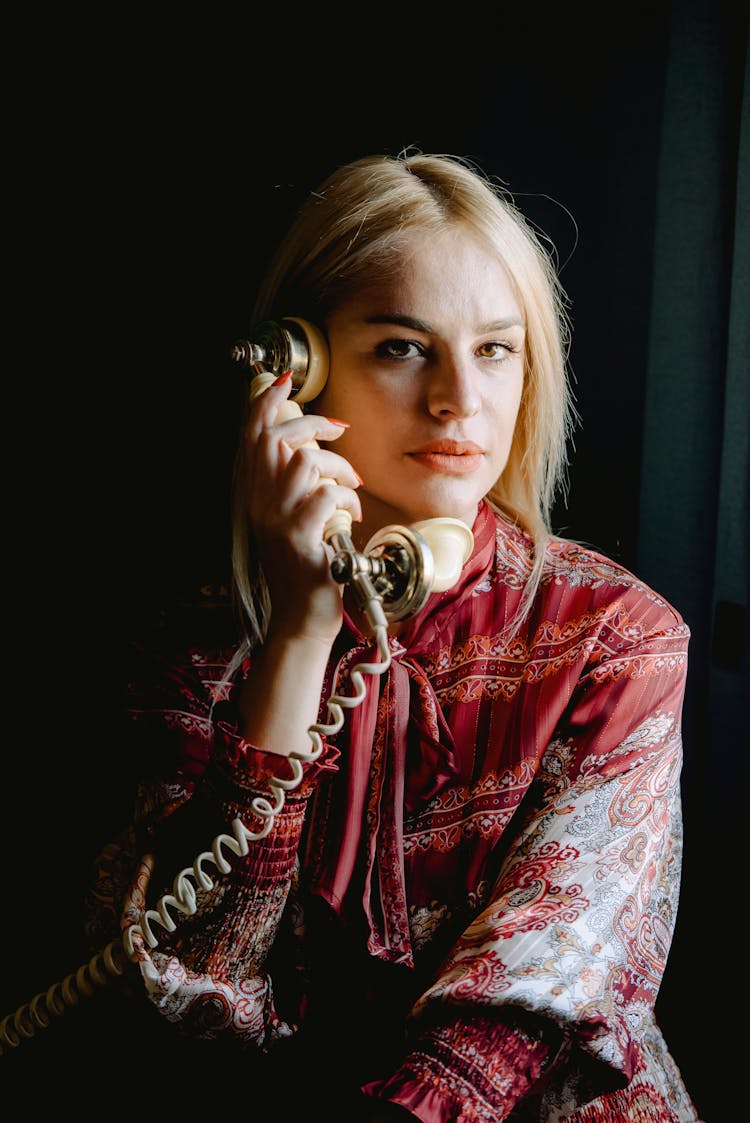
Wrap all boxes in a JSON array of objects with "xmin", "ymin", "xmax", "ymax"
[{"xmin": 636, "ymin": 5, "xmax": 748, "ymax": 1119}]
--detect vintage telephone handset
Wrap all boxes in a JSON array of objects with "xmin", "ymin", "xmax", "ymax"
[
  {"xmin": 0, "ymin": 318, "xmax": 473, "ymax": 1053},
  {"xmin": 230, "ymin": 317, "xmax": 475, "ymax": 621}
]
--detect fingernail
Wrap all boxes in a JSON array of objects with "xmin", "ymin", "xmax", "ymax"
[
  {"xmin": 272, "ymin": 369, "xmax": 293, "ymax": 386},
  {"xmin": 325, "ymin": 416, "xmax": 350, "ymax": 428},
  {"xmin": 353, "ymin": 469, "xmax": 364, "ymax": 486}
]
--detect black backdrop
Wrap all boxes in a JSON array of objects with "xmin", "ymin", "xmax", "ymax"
[{"xmin": 3, "ymin": 4, "xmax": 746, "ymax": 1120}]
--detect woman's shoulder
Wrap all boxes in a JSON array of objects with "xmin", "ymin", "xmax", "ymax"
[
  {"xmin": 127, "ymin": 636, "xmax": 238, "ymax": 717},
  {"xmin": 541, "ymin": 534, "xmax": 687, "ymax": 633},
  {"xmin": 126, "ymin": 580, "xmax": 240, "ymax": 710},
  {"xmin": 489, "ymin": 512, "xmax": 687, "ymax": 634}
]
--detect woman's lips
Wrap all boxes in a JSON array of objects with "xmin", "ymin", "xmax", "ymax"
[{"xmin": 407, "ymin": 441, "xmax": 484, "ymax": 474}]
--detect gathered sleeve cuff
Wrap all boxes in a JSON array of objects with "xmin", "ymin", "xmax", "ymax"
[
  {"xmin": 211, "ymin": 696, "xmax": 340, "ymax": 802},
  {"xmin": 362, "ymin": 1011, "xmax": 559, "ymax": 1122}
]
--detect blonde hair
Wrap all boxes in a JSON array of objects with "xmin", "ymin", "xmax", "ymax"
[{"xmin": 231, "ymin": 152, "xmax": 575, "ymax": 656}]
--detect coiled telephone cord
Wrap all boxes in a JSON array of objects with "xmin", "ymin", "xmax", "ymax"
[{"xmin": 0, "ymin": 626, "xmax": 391, "ymax": 1053}]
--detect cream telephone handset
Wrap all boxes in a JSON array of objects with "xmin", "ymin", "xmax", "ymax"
[{"xmin": 0, "ymin": 318, "xmax": 473, "ymax": 1053}]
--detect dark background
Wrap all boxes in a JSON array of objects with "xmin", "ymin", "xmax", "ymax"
[{"xmin": 3, "ymin": 3, "xmax": 746, "ymax": 1119}]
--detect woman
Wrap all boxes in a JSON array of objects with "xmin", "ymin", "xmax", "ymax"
[{"xmin": 86, "ymin": 153, "xmax": 699, "ymax": 1120}]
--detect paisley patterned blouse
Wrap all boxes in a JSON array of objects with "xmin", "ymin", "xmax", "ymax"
[{"xmin": 87, "ymin": 501, "xmax": 701, "ymax": 1122}]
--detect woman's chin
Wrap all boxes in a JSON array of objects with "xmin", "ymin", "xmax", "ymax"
[{"xmin": 409, "ymin": 485, "xmax": 483, "ymax": 526}]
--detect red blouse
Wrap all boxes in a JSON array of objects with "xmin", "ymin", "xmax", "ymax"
[{"xmin": 87, "ymin": 502, "xmax": 700, "ymax": 1122}]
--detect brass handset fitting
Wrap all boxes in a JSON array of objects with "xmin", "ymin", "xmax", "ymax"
[
  {"xmin": 231, "ymin": 319, "xmax": 309, "ymax": 383},
  {"xmin": 231, "ymin": 318, "xmax": 329, "ymax": 404},
  {"xmin": 330, "ymin": 525, "xmax": 438, "ymax": 624}
]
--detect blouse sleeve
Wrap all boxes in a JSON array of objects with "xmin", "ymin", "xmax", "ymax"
[
  {"xmin": 84, "ymin": 641, "xmax": 338, "ymax": 1049},
  {"xmin": 365, "ymin": 594, "xmax": 692, "ymax": 1121}
]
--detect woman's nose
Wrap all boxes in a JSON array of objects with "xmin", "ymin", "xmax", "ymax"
[{"xmin": 426, "ymin": 354, "xmax": 481, "ymax": 419}]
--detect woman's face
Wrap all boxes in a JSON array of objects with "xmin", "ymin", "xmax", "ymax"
[{"xmin": 315, "ymin": 226, "xmax": 526, "ymax": 546}]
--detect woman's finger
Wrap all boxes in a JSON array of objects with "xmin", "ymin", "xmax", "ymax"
[
  {"xmin": 283, "ymin": 481, "xmax": 363, "ymax": 540},
  {"xmin": 281, "ymin": 445, "xmax": 362, "ymax": 493},
  {"xmin": 244, "ymin": 370, "xmax": 295, "ymax": 441}
]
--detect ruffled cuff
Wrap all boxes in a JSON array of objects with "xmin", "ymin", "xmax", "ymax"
[
  {"xmin": 212, "ymin": 698, "xmax": 340, "ymax": 799},
  {"xmin": 142, "ymin": 701, "xmax": 340, "ymax": 893},
  {"xmin": 362, "ymin": 1012, "xmax": 557, "ymax": 1123}
]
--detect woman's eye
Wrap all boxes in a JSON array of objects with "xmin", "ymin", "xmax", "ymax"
[
  {"xmin": 477, "ymin": 341, "xmax": 518, "ymax": 361},
  {"xmin": 375, "ymin": 338, "xmax": 423, "ymax": 360}
]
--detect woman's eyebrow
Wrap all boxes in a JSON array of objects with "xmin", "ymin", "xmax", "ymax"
[
  {"xmin": 364, "ymin": 313, "xmax": 433, "ymax": 332},
  {"xmin": 364, "ymin": 313, "xmax": 525, "ymax": 332},
  {"xmin": 478, "ymin": 317, "xmax": 526, "ymax": 331}
]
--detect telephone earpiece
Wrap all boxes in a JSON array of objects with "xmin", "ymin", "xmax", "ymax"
[{"xmin": 231, "ymin": 317, "xmax": 329, "ymax": 404}]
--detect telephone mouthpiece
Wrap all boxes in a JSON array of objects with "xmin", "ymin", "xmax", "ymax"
[{"xmin": 362, "ymin": 518, "xmax": 474, "ymax": 621}]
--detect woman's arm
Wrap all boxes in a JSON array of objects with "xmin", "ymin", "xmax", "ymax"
[
  {"xmin": 364, "ymin": 599, "xmax": 692, "ymax": 1121},
  {"xmin": 236, "ymin": 630, "xmax": 334, "ymax": 761},
  {"xmin": 86, "ymin": 639, "xmax": 340, "ymax": 1048},
  {"xmin": 85, "ymin": 377, "xmax": 364, "ymax": 1043},
  {"xmin": 236, "ymin": 372, "xmax": 362, "ymax": 762}
]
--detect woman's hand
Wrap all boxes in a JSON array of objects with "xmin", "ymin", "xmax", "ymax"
[{"xmin": 243, "ymin": 371, "xmax": 362, "ymax": 647}]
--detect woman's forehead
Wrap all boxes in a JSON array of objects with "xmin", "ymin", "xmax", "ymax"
[{"xmin": 331, "ymin": 228, "xmax": 523, "ymax": 326}]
